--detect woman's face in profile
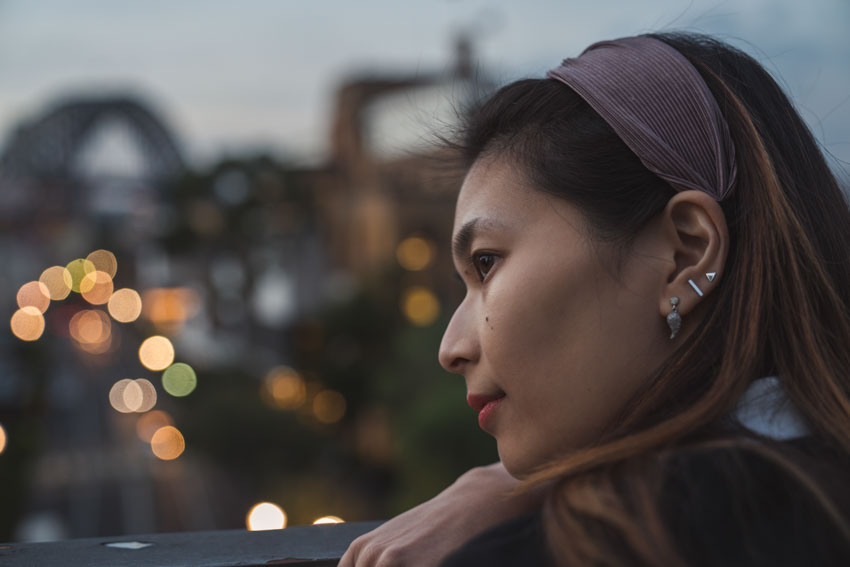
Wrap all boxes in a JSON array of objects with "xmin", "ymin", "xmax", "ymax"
[{"xmin": 439, "ymin": 155, "xmax": 674, "ymax": 476}]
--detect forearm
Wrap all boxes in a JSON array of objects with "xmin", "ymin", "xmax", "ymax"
[{"xmin": 339, "ymin": 461, "xmax": 548, "ymax": 567}]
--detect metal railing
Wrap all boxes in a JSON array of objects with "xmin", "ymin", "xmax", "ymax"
[{"xmin": 0, "ymin": 521, "xmax": 382, "ymax": 566}]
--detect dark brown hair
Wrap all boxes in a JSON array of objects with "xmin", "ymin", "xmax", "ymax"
[{"xmin": 449, "ymin": 31, "xmax": 850, "ymax": 565}]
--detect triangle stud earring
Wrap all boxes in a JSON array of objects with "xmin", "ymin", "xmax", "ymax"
[{"xmin": 706, "ymin": 272, "xmax": 716, "ymax": 282}]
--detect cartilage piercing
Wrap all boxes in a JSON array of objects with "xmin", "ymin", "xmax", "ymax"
[{"xmin": 688, "ymin": 279, "xmax": 704, "ymax": 297}]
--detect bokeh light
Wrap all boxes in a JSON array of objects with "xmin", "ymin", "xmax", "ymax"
[
  {"xmin": 162, "ymin": 363, "xmax": 197, "ymax": 397},
  {"xmin": 142, "ymin": 288, "xmax": 201, "ymax": 331},
  {"xmin": 79, "ymin": 337, "xmax": 113, "ymax": 355},
  {"xmin": 109, "ymin": 379, "xmax": 135, "ymax": 413},
  {"xmin": 139, "ymin": 336, "xmax": 175, "ymax": 371},
  {"xmin": 396, "ymin": 237, "xmax": 434, "ymax": 271},
  {"xmin": 70, "ymin": 310, "xmax": 110, "ymax": 343},
  {"xmin": 263, "ymin": 366, "xmax": 306, "ymax": 410},
  {"xmin": 108, "ymin": 288, "xmax": 143, "ymax": 323},
  {"xmin": 150, "ymin": 426, "xmax": 185, "ymax": 460},
  {"xmin": 123, "ymin": 380, "xmax": 143, "ymax": 412},
  {"xmin": 313, "ymin": 390, "xmax": 347, "ymax": 424},
  {"xmin": 69, "ymin": 309, "xmax": 112, "ymax": 353},
  {"xmin": 10, "ymin": 306, "xmax": 45, "ymax": 341},
  {"xmin": 86, "ymin": 249, "xmax": 118, "ymax": 278},
  {"xmin": 0, "ymin": 423, "xmax": 6, "ymax": 455},
  {"xmin": 65, "ymin": 259, "xmax": 96, "ymax": 293},
  {"xmin": 80, "ymin": 271, "xmax": 114, "ymax": 305},
  {"xmin": 16, "ymin": 281, "xmax": 50, "ymax": 313},
  {"xmin": 401, "ymin": 286, "xmax": 440, "ymax": 326},
  {"xmin": 39, "ymin": 266, "xmax": 73, "ymax": 300},
  {"xmin": 120, "ymin": 379, "xmax": 157, "ymax": 413},
  {"xmin": 134, "ymin": 379, "xmax": 158, "ymax": 412},
  {"xmin": 247, "ymin": 503, "xmax": 287, "ymax": 531},
  {"xmin": 313, "ymin": 516, "xmax": 344, "ymax": 525},
  {"xmin": 136, "ymin": 410, "xmax": 174, "ymax": 443}
]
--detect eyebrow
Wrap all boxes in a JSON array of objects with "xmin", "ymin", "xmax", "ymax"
[{"xmin": 452, "ymin": 217, "xmax": 505, "ymax": 260}]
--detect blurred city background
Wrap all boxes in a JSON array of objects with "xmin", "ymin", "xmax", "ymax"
[{"xmin": 1, "ymin": 0, "xmax": 848, "ymax": 542}]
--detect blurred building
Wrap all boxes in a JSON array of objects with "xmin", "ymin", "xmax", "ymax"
[
  {"xmin": 312, "ymin": 35, "xmax": 491, "ymax": 288},
  {"xmin": 0, "ymin": 35, "xmax": 492, "ymax": 541}
]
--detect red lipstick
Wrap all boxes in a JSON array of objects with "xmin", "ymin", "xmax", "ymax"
[{"xmin": 467, "ymin": 393, "xmax": 506, "ymax": 430}]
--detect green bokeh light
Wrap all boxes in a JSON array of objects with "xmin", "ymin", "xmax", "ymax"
[
  {"xmin": 162, "ymin": 362, "xmax": 197, "ymax": 397},
  {"xmin": 65, "ymin": 258, "xmax": 95, "ymax": 293}
]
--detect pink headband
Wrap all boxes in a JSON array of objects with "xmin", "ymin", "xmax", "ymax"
[{"xmin": 546, "ymin": 36, "xmax": 737, "ymax": 201}]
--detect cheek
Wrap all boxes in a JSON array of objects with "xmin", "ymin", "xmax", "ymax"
[{"xmin": 481, "ymin": 259, "xmax": 599, "ymax": 373}]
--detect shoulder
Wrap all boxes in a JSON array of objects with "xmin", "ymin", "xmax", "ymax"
[
  {"xmin": 439, "ymin": 511, "xmax": 556, "ymax": 567},
  {"xmin": 656, "ymin": 436, "xmax": 850, "ymax": 565}
]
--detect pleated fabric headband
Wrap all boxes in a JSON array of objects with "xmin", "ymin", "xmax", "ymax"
[{"xmin": 546, "ymin": 36, "xmax": 737, "ymax": 201}]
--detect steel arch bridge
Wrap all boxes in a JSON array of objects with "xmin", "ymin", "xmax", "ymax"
[{"xmin": 0, "ymin": 95, "xmax": 185, "ymax": 181}]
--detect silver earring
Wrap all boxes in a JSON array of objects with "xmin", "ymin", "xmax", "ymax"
[
  {"xmin": 706, "ymin": 272, "xmax": 716, "ymax": 282},
  {"xmin": 667, "ymin": 297, "xmax": 681, "ymax": 339},
  {"xmin": 688, "ymin": 279, "xmax": 704, "ymax": 297}
]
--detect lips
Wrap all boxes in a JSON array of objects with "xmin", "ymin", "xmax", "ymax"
[
  {"xmin": 467, "ymin": 393, "xmax": 505, "ymax": 412},
  {"xmin": 467, "ymin": 392, "xmax": 506, "ymax": 431}
]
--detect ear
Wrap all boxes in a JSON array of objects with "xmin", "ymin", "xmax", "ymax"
[{"xmin": 656, "ymin": 190, "xmax": 729, "ymax": 319}]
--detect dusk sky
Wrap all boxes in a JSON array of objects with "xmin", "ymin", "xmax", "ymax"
[{"xmin": 0, "ymin": 0, "xmax": 847, "ymax": 175}]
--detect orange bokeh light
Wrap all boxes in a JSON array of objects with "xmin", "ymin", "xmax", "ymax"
[
  {"xmin": 313, "ymin": 390, "xmax": 347, "ymax": 424},
  {"xmin": 17, "ymin": 281, "xmax": 50, "ymax": 313},
  {"xmin": 401, "ymin": 286, "xmax": 440, "ymax": 327},
  {"xmin": 142, "ymin": 288, "xmax": 200, "ymax": 331},
  {"xmin": 150, "ymin": 426, "xmax": 185, "ymax": 460},
  {"xmin": 81, "ymin": 271, "xmax": 114, "ymax": 305},
  {"xmin": 139, "ymin": 336, "xmax": 175, "ymax": 371},
  {"xmin": 246, "ymin": 502, "xmax": 287, "ymax": 531},
  {"xmin": 39, "ymin": 266, "xmax": 73, "ymax": 300},
  {"xmin": 136, "ymin": 410, "xmax": 174, "ymax": 443},
  {"xmin": 108, "ymin": 288, "xmax": 142, "ymax": 323},
  {"xmin": 313, "ymin": 516, "xmax": 344, "ymax": 525},
  {"xmin": 263, "ymin": 367, "xmax": 306, "ymax": 410},
  {"xmin": 70, "ymin": 309, "xmax": 111, "ymax": 344},
  {"xmin": 10, "ymin": 307, "xmax": 45, "ymax": 341}
]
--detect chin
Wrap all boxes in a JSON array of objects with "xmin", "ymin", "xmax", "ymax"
[
  {"xmin": 499, "ymin": 440, "xmax": 578, "ymax": 480},
  {"xmin": 497, "ymin": 445, "xmax": 540, "ymax": 480}
]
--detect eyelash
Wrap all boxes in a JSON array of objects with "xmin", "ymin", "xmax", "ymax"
[{"xmin": 466, "ymin": 252, "xmax": 499, "ymax": 282}]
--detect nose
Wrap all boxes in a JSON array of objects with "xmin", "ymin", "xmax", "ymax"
[{"xmin": 438, "ymin": 298, "xmax": 479, "ymax": 375}]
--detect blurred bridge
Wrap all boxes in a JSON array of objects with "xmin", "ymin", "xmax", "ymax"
[
  {"xmin": 0, "ymin": 96, "xmax": 184, "ymax": 182},
  {"xmin": 0, "ymin": 95, "xmax": 185, "ymax": 222}
]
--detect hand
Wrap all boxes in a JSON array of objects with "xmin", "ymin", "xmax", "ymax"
[{"xmin": 338, "ymin": 462, "xmax": 545, "ymax": 567}]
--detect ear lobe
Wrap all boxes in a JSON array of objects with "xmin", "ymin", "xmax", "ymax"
[{"xmin": 657, "ymin": 190, "xmax": 728, "ymax": 319}]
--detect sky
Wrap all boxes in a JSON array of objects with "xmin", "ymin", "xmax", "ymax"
[{"xmin": 0, "ymin": 0, "xmax": 848, "ymax": 175}]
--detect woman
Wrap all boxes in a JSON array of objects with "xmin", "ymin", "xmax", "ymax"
[{"xmin": 340, "ymin": 31, "xmax": 850, "ymax": 566}]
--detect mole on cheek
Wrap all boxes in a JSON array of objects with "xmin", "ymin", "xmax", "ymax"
[{"xmin": 486, "ymin": 315, "xmax": 494, "ymax": 331}]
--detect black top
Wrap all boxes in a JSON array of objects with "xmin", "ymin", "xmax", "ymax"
[
  {"xmin": 440, "ymin": 436, "xmax": 850, "ymax": 567},
  {"xmin": 440, "ymin": 511, "xmax": 554, "ymax": 567}
]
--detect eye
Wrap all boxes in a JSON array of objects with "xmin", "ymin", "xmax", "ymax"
[{"xmin": 470, "ymin": 252, "xmax": 499, "ymax": 281}]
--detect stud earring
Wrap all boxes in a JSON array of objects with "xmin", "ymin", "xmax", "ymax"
[
  {"xmin": 667, "ymin": 297, "xmax": 681, "ymax": 339},
  {"xmin": 706, "ymin": 272, "xmax": 716, "ymax": 282}
]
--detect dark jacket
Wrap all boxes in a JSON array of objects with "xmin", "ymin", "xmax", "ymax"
[{"xmin": 441, "ymin": 435, "xmax": 850, "ymax": 567}]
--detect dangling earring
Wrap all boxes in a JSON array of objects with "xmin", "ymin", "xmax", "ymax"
[{"xmin": 667, "ymin": 297, "xmax": 681, "ymax": 339}]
